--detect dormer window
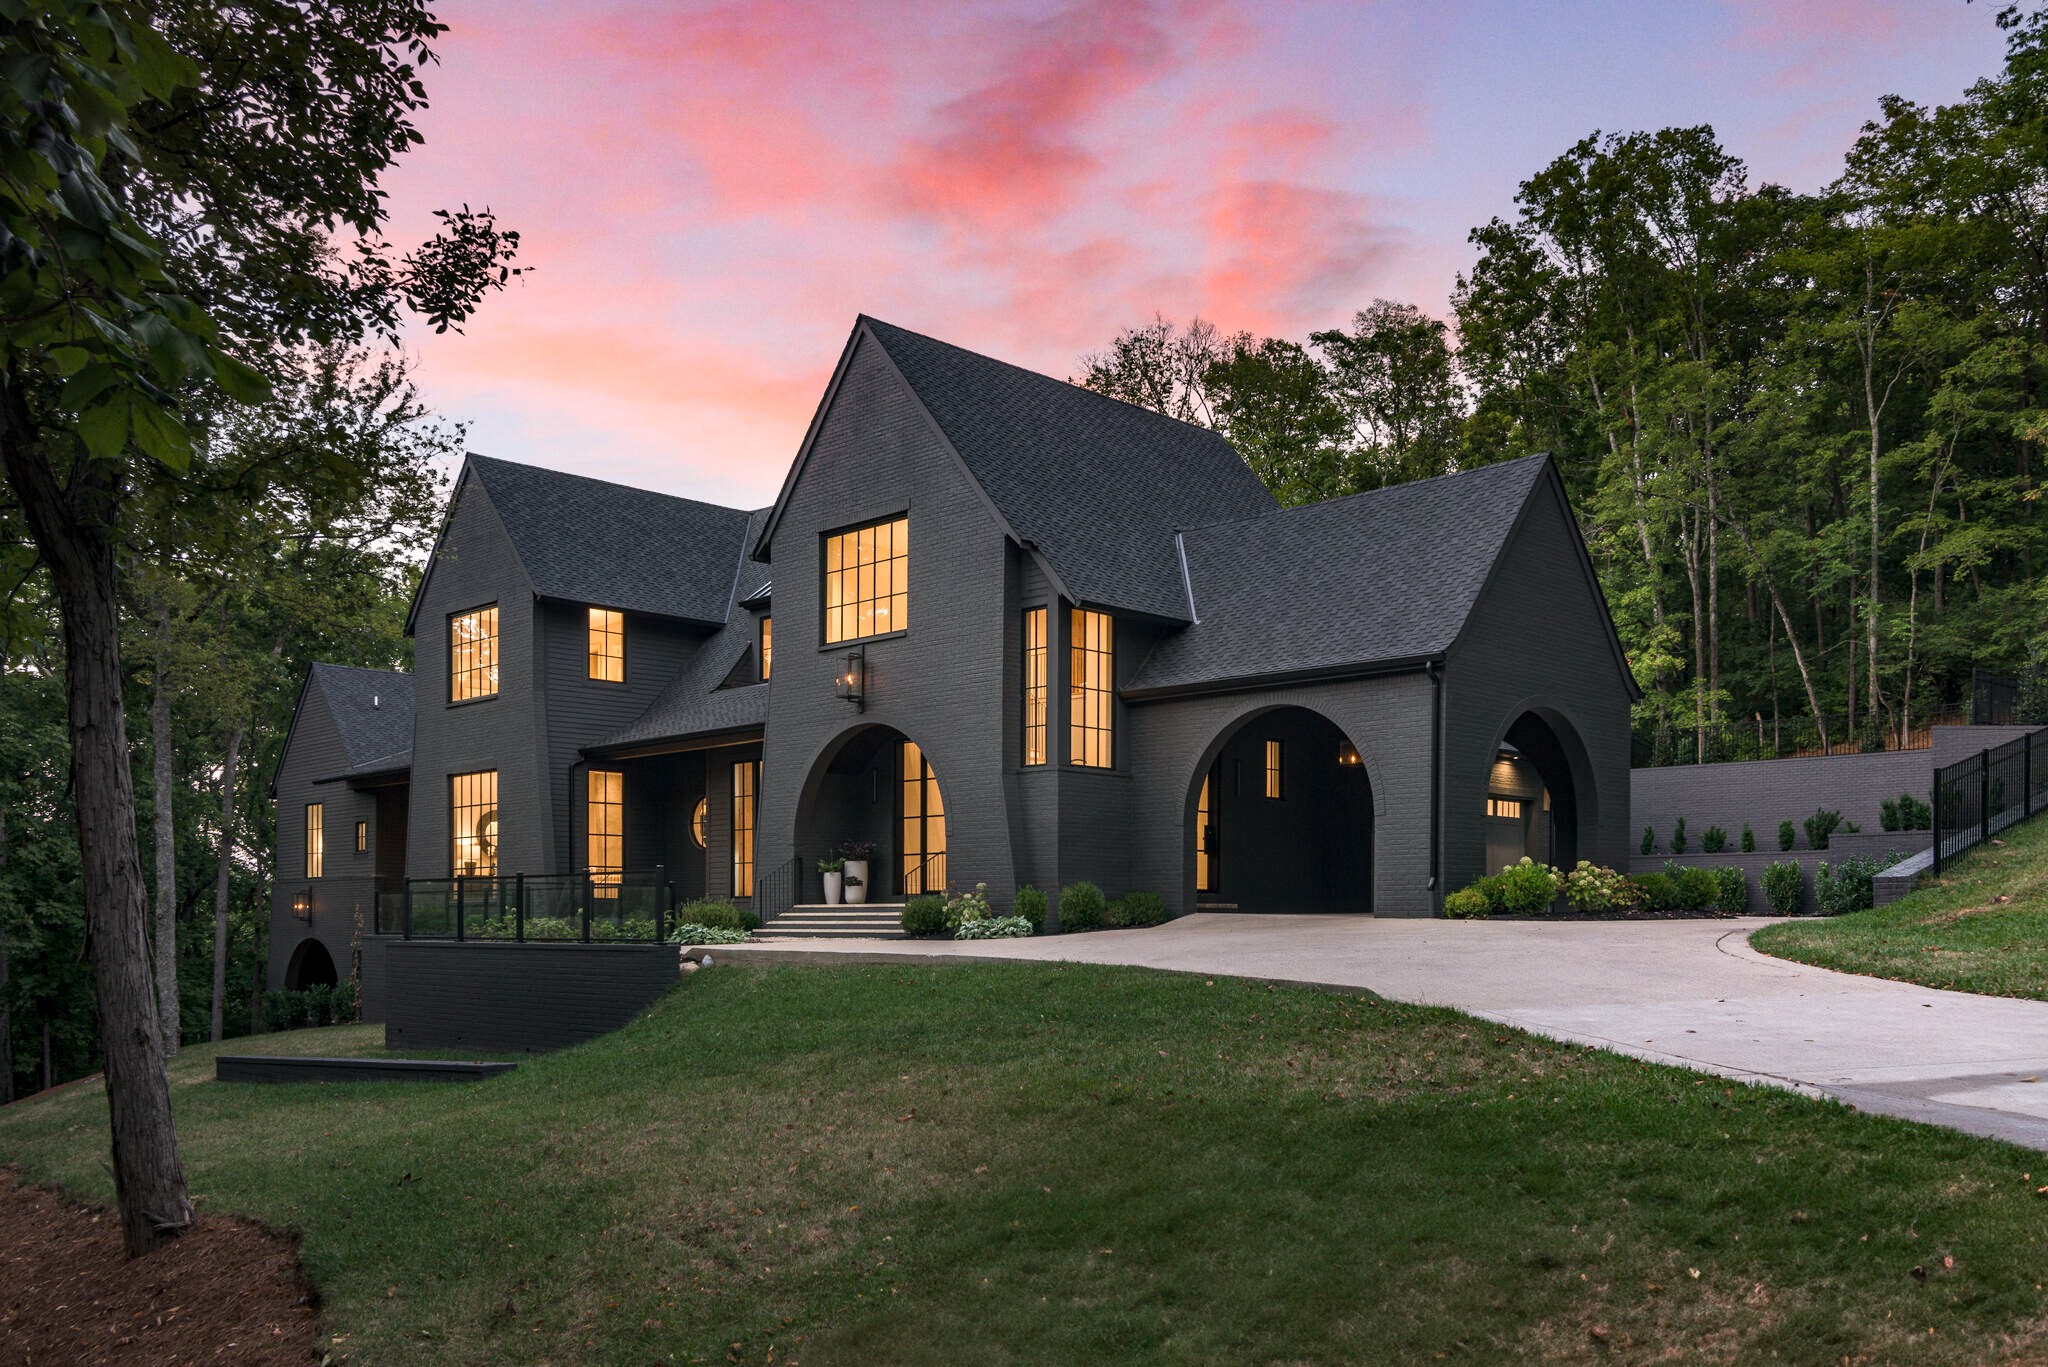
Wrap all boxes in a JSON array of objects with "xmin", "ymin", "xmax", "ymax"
[
  {"xmin": 1070, "ymin": 608, "xmax": 1114, "ymax": 768},
  {"xmin": 588, "ymin": 606, "xmax": 624, "ymax": 682},
  {"xmin": 823, "ymin": 516, "xmax": 907, "ymax": 644},
  {"xmin": 759, "ymin": 615, "xmax": 773, "ymax": 680},
  {"xmin": 449, "ymin": 605, "xmax": 499, "ymax": 702}
]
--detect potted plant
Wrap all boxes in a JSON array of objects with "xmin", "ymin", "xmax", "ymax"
[
  {"xmin": 840, "ymin": 840, "xmax": 875, "ymax": 904},
  {"xmin": 817, "ymin": 856, "xmax": 845, "ymax": 905}
]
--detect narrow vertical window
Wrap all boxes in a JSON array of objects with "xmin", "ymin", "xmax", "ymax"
[
  {"xmin": 588, "ymin": 769, "xmax": 623, "ymax": 897},
  {"xmin": 900, "ymin": 741, "xmax": 947, "ymax": 894},
  {"xmin": 732, "ymin": 761, "xmax": 758, "ymax": 897},
  {"xmin": 1022, "ymin": 607, "xmax": 1047, "ymax": 766},
  {"xmin": 354, "ymin": 820, "xmax": 368, "ymax": 854},
  {"xmin": 304, "ymin": 804, "xmax": 324, "ymax": 878},
  {"xmin": 1069, "ymin": 608, "xmax": 1114, "ymax": 768},
  {"xmin": 759, "ymin": 615, "xmax": 773, "ymax": 681},
  {"xmin": 449, "ymin": 605, "xmax": 499, "ymax": 701},
  {"xmin": 1264, "ymin": 740, "xmax": 1284, "ymax": 799},
  {"xmin": 1195, "ymin": 771, "xmax": 1214, "ymax": 894},
  {"xmin": 823, "ymin": 515, "xmax": 908, "ymax": 643},
  {"xmin": 450, "ymin": 770, "xmax": 499, "ymax": 876},
  {"xmin": 587, "ymin": 607, "xmax": 624, "ymax": 682}
]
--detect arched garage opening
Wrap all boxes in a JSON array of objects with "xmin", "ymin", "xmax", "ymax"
[
  {"xmin": 1483, "ymin": 709, "xmax": 1593, "ymax": 875},
  {"xmin": 1186, "ymin": 706, "xmax": 1374, "ymax": 914},
  {"xmin": 794, "ymin": 723, "xmax": 948, "ymax": 898},
  {"xmin": 283, "ymin": 938, "xmax": 338, "ymax": 990}
]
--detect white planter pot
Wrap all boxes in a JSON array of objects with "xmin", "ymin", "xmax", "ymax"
[
  {"xmin": 822, "ymin": 871, "xmax": 844, "ymax": 905},
  {"xmin": 844, "ymin": 859, "xmax": 869, "ymax": 905}
]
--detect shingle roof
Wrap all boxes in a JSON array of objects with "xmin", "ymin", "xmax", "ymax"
[
  {"xmin": 466, "ymin": 455, "xmax": 757, "ymax": 624},
  {"xmin": 588, "ymin": 613, "xmax": 767, "ymax": 754},
  {"xmin": 858, "ymin": 318, "xmax": 1276, "ymax": 621},
  {"xmin": 1128, "ymin": 454, "xmax": 1554, "ymax": 695},
  {"xmin": 309, "ymin": 664, "xmax": 414, "ymax": 779}
]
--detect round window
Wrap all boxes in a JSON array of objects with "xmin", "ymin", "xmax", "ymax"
[{"xmin": 690, "ymin": 796, "xmax": 707, "ymax": 848}]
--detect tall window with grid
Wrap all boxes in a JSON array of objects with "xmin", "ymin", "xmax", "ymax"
[
  {"xmin": 1069, "ymin": 608, "xmax": 1114, "ymax": 768},
  {"xmin": 450, "ymin": 770, "xmax": 498, "ymax": 876},
  {"xmin": 588, "ymin": 769, "xmax": 623, "ymax": 897},
  {"xmin": 588, "ymin": 607, "xmax": 624, "ymax": 682},
  {"xmin": 759, "ymin": 615, "xmax": 773, "ymax": 680},
  {"xmin": 823, "ymin": 516, "xmax": 907, "ymax": 644},
  {"xmin": 1195, "ymin": 771, "xmax": 1215, "ymax": 893},
  {"xmin": 304, "ymin": 804, "xmax": 323, "ymax": 878},
  {"xmin": 1264, "ymin": 739, "xmax": 1284, "ymax": 799},
  {"xmin": 900, "ymin": 741, "xmax": 946, "ymax": 894},
  {"xmin": 449, "ymin": 605, "xmax": 499, "ymax": 701},
  {"xmin": 732, "ymin": 761, "xmax": 758, "ymax": 897},
  {"xmin": 1022, "ymin": 607, "xmax": 1047, "ymax": 766}
]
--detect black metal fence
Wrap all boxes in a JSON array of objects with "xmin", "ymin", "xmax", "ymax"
[
  {"xmin": 1972, "ymin": 668, "xmax": 2020, "ymax": 726},
  {"xmin": 1631, "ymin": 709, "xmax": 1959, "ymax": 768},
  {"xmin": 375, "ymin": 869, "xmax": 675, "ymax": 942},
  {"xmin": 1933, "ymin": 728, "xmax": 2048, "ymax": 873},
  {"xmin": 752, "ymin": 856, "xmax": 802, "ymax": 925}
]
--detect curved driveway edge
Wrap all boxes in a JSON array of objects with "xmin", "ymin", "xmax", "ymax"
[{"xmin": 713, "ymin": 914, "xmax": 2048, "ymax": 1151}]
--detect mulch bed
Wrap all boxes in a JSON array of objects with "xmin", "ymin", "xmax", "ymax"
[{"xmin": 0, "ymin": 1171, "xmax": 318, "ymax": 1366}]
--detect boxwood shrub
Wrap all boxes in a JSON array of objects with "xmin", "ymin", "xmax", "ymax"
[
  {"xmin": 1058, "ymin": 881, "xmax": 1107, "ymax": 931},
  {"xmin": 1761, "ymin": 860, "xmax": 1803, "ymax": 914},
  {"xmin": 1443, "ymin": 888, "xmax": 1491, "ymax": 918},
  {"xmin": 1712, "ymin": 865, "xmax": 1747, "ymax": 914},
  {"xmin": 901, "ymin": 895, "xmax": 948, "ymax": 937},
  {"xmin": 1106, "ymin": 890, "xmax": 1169, "ymax": 928},
  {"xmin": 681, "ymin": 899, "xmax": 759, "ymax": 933},
  {"xmin": 1012, "ymin": 885, "xmax": 1048, "ymax": 933}
]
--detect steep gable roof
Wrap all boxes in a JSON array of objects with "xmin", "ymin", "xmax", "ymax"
[
  {"xmin": 1129, "ymin": 454, "xmax": 1559, "ymax": 695},
  {"xmin": 311, "ymin": 664, "xmax": 414, "ymax": 771},
  {"xmin": 465, "ymin": 455, "xmax": 757, "ymax": 625},
  {"xmin": 756, "ymin": 317, "xmax": 1276, "ymax": 622},
  {"xmin": 587, "ymin": 612, "xmax": 766, "ymax": 756}
]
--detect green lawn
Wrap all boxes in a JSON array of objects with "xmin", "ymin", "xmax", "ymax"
[
  {"xmin": 1753, "ymin": 810, "xmax": 2048, "ymax": 1000},
  {"xmin": 5, "ymin": 963, "xmax": 2048, "ymax": 1365}
]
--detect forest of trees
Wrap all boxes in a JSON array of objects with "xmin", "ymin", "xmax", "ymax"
[{"xmin": 1083, "ymin": 5, "xmax": 2048, "ymax": 765}]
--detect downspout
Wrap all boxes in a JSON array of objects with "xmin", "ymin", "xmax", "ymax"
[{"xmin": 1427, "ymin": 659, "xmax": 1443, "ymax": 897}]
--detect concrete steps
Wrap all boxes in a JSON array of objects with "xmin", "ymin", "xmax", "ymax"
[{"xmin": 756, "ymin": 903, "xmax": 906, "ymax": 940}]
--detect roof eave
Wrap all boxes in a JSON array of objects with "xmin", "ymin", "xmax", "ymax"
[{"xmin": 1123, "ymin": 653, "xmax": 1444, "ymax": 703}]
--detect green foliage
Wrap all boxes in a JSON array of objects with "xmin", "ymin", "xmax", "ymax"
[
  {"xmin": 1628, "ymin": 873, "xmax": 1675, "ymax": 912},
  {"xmin": 1670, "ymin": 817, "xmax": 1688, "ymax": 855},
  {"xmin": 1496, "ymin": 857, "xmax": 1560, "ymax": 913},
  {"xmin": 1740, "ymin": 824, "xmax": 1756, "ymax": 853},
  {"xmin": 1713, "ymin": 866, "xmax": 1749, "ymax": 914},
  {"xmin": 1762, "ymin": 862, "xmax": 1805, "ymax": 915},
  {"xmin": 1805, "ymin": 810, "xmax": 1842, "ymax": 851},
  {"xmin": 1011, "ymin": 886, "xmax": 1048, "ymax": 934},
  {"xmin": 259, "ymin": 980, "xmax": 359, "ymax": 1032},
  {"xmin": 1105, "ymin": 891, "xmax": 1169, "ymax": 928},
  {"xmin": 1882, "ymin": 792, "xmax": 1934, "ymax": 832},
  {"xmin": 1779, "ymin": 821, "xmax": 1798, "ymax": 853},
  {"xmin": 954, "ymin": 916, "xmax": 1033, "ymax": 940},
  {"xmin": 1641, "ymin": 825, "xmax": 1656, "ymax": 855},
  {"xmin": 1561, "ymin": 861, "xmax": 1635, "ymax": 913},
  {"xmin": 1057, "ymin": 881, "xmax": 1108, "ymax": 932},
  {"xmin": 942, "ymin": 883, "xmax": 992, "ymax": 929},
  {"xmin": 669, "ymin": 924, "xmax": 748, "ymax": 945},
  {"xmin": 900, "ymin": 896, "xmax": 948, "ymax": 938},
  {"xmin": 1442, "ymin": 888, "xmax": 1492, "ymax": 918},
  {"xmin": 1702, "ymin": 825, "xmax": 1728, "ymax": 853},
  {"xmin": 678, "ymin": 900, "xmax": 758, "ymax": 933},
  {"xmin": 1815, "ymin": 856, "xmax": 1900, "ymax": 918},
  {"xmin": 816, "ymin": 857, "xmax": 844, "ymax": 873},
  {"xmin": 1659, "ymin": 864, "xmax": 1722, "ymax": 913}
]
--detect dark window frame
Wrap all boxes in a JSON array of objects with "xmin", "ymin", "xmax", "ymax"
[
  {"xmin": 586, "ymin": 605, "xmax": 627, "ymax": 685},
  {"xmin": 447, "ymin": 603, "xmax": 501, "ymax": 706},
  {"xmin": 818, "ymin": 512, "xmax": 909, "ymax": 647}
]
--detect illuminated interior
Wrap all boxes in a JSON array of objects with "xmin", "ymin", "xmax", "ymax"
[
  {"xmin": 304, "ymin": 803, "xmax": 323, "ymax": 879},
  {"xmin": 900, "ymin": 740, "xmax": 947, "ymax": 894},
  {"xmin": 1022, "ymin": 607, "xmax": 1047, "ymax": 765},
  {"xmin": 823, "ymin": 515, "xmax": 908, "ymax": 644},
  {"xmin": 1264, "ymin": 739, "xmax": 1284, "ymax": 799},
  {"xmin": 450, "ymin": 605, "xmax": 499, "ymax": 701},
  {"xmin": 759, "ymin": 615, "xmax": 773, "ymax": 680},
  {"xmin": 588, "ymin": 768, "xmax": 622, "ymax": 895},
  {"xmin": 732, "ymin": 761, "xmax": 758, "ymax": 897},
  {"xmin": 587, "ymin": 606, "xmax": 624, "ymax": 682},
  {"xmin": 1069, "ymin": 608, "xmax": 1113, "ymax": 768},
  {"xmin": 450, "ymin": 769, "xmax": 499, "ymax": 875}
]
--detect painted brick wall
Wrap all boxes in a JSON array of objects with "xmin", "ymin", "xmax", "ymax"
[
  {"xmin": 268, "ymin": 677, "xmax": 387, "ymax": 991},
  {"xmin": 382, "ymin": 942, "xmax": 677, "ymax": 1052}
]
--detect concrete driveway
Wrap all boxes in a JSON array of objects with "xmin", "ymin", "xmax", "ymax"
[{"xmin": 719, "ymin": 914, "xmax": 2048, "ymax": 1151}]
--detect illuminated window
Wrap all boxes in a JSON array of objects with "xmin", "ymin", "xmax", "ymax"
[
  {"xmin": 1196, "ymin": 770, "xmax": 1216, "ymax": 893},
  {"xmin": 1264, "ymin": 740, "xmax": 1284, "ymax": 799},
  {"xmin": 1022, "ymin": 607, "xmax": 1047, "ymax": 766},
  {"xmin": 449, "ymin": 605, "xmax": 499, "ymax": 702},
  {"xmin": 691, "ymin": 796, "xmax": 707, "ymax": 848},
  {"xmin": 759, "ymin": 615, "xmax": 773, "ymax": 680},
  {"xmin": 1486, "ymin": 796, "xmax": 1523, "ymax": 820},
  {"xmin": 354, "ymin": 821, "xmax": 368, "ymax": 854},
  {"xmin": 823, "ymin": 515, "xmax": 907, "ymax": 644},
  {"xmin": 304, "ymin": 804, "xmax": 324, "ymax": 878},
  {"xmin": 451, "ymin": 770, "xmax": 499, "ymax": 876},
  {"xmin": 901, "ymin": 740, "xmax": 946, "ymax": 894},
  {"xmin": 588, "ymin": 769, "xmax": 622, "ymax": 897},
  {"xmin": 588, "ymin": 607, "xmax": 624, "ymax": 682},
  {"xmin": 732, "ymin": 761, "xmax": 758, "ymax": 897},
  {"xmin": 1069, "ymin": 608, "xmax": 1114, "ymax": 768}
]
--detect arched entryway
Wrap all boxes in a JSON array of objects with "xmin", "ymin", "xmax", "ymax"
[
  {"xmin": 1483, "ymin": 709, "xmax": 1592, "ymax": 874},
  {"xmin": 1185, "ymin": 706, "xmax": 1374, "ymax": 914},
  {"xmin": 284, "ymin": 938, "xmax": 338, "ymax": 990},
  {"xmin": 794, "ymin": 724, "xmax": 949, "ymax": 898}
]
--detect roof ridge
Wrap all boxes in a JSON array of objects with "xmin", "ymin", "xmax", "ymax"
[
  {"xmin": 468, "ymin": 452, "xmax": 755, "ymax": 520},
  {"xmin": 1175, "ymin": 452, "xmax": 1552, "ymax": 536}
]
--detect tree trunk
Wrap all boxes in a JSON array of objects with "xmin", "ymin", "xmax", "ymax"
[
  {"xmin": 1730, "ymin": 519, "xmax": 1830, "ymax": 753},
  {"xmin": 0, "ymin": 411, "xmax": 192, "ymax": 1256},
  {"xmin": 0, "ymin": 798, "xmax": 12, "ymax": 1105},
  {"xmin": 210, "ymin": 724, "xmax": 243, "ymax": 1043},
  {"xmin": 1863, "ymin": 262, "xmax": 1883, "ymax": 729},
  {"xmin": 151, "ymin": 605, "xmax": 179, "ymax": 1055}
]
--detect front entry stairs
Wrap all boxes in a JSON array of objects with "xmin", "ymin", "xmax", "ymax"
[{"xmin": 755, "ymin": 903, "xmax": 905, "ymax": 940}]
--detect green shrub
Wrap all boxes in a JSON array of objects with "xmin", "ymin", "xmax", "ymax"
[
  {"xmin": 1880, "ymin": 796, "xmax": 1902, "ymax": 832},
  {"xmin": 1497, "ymin": 857, "xmax": 1560, "ymax": 913},
  {"xmin": 1107, "ymin": 891, "xmax": 1169, "ymax": 928},
  {"xmin": 1778, "ymin": 820, "xmax": 1796, "ymax": 852},
  {"xmin": 1803, "ymin": 808, "xmax": 1842, "ymax": 851},
  {"xmin": 1702, "ymin": 825, "xmax": 1728, "ymax": 854},
  {"xmin": 1443, "ymin": 888, "xmax": 1491, "ymax": 918},
  {"xmin": 260, "ymin": 982, "xmax": 359, "ymax": 1031},
  {"xmin": 1469, "ymin": 873, "xmax": 1509, "ymax": 915},
  {"xmin": 1659, "ymin": 863, "xmax": 1719, "ymax": 912},
  {"xmin": 955, "ymin": 915, "xmax": 1033, "ymax": 939},
  {"xmin": 1670, "ymin": 817, "xmax": 1688, "ymax": 855},
  {"xmin": 1058, "ymin": 881, "xmax": 1107, "ymax": 931},
  {"xmin": 669, "ymin": 923, "xmax": 749, "ymax": 944},
  {"xmin": 1561, "ymin": 861, "xmax": 1633, "ymax": 913},
  {"xmin": 943, "ymin": 882, "xmax": 992, "ymax": 929},
  {"xmin": 1629, "ymin": 872, "xmax": 1674, "ymax": 912},
  {"xmin": 1740, "ymin": 824, "xmax": 1756, "ymax": 853},
  {"xmin": 1815, "ymin": 854, "xmax": 1898, "ymax": 917},
  {"xmin": 1761, "ymin": 861, "xmax": 1803, "ymax": 914},
  {"xmin": 1640, "ymin": 825, "xmax": 1656, "ymax": 856},
  {"xmin": 1903, "ymin": 793, "xmax": 1933, "ymax": 829},
  {"xmin": 1012, "ymin": 885, "xmax": 1048, "ymax": 933},
  {"xmin": 681, "ymin": 899, "xmax": 759, "ymax": 932},
  {"xmin": 1712, "ymin": 865, "xmax": 1748, "ymax": 913},
  {"xmin": 901, "ymin": 895, "xmax": 948, "ymax": 937}
]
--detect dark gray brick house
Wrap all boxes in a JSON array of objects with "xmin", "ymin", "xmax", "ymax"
[{"xmin": 269, "ymin": 316, "xmax": 1636, "ymax": 994}]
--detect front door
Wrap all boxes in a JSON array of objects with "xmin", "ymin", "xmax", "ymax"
[
  {"xmin": 1484, "ymin": 793, "xmax": 1527, "ymax": 876},
  {"xmin": 899, "ymin": 741, "xmax": 946, "ymax": 895},
  {"xmin": 1196, "ymin": 762, "xmax": 1221, "ymax": 897}
]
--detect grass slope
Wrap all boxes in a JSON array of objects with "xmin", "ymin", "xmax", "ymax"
[
  {"xmin": 4, "ymin": 963, "xmax": 2048, "ymax": 1365},
  {"xmin": 1754, "ymin": 810, "xmax": 2048, "ymax": 1000}
]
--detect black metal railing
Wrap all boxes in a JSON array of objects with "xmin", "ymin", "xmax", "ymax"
[
  {"xmin": 903, "ymin": 850, "xmax": 948, "ymax": 898},
  {"xmin": 1632, "ymin": 709, "xmax": 1962, "ymax": 768},
  {"xmin": 1933, "ymin": 728, "xmax": 2048, "ymax": 873},
  {"xmin": 376, "ymin": 868, "xmax": 674, "ymax": 942},
  {"xmin": 752, "ymin": 856, "xmax": 802, "ymax": 925}
]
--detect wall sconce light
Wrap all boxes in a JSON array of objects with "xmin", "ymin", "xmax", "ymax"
[
  {"xmin": 1336, "ymin": 740, "xmax": 1362, "ymax": 767},
  {"xmin": 292, "ymin": 889, "xmax": 313, "ymax": 922},
  {"xmin": 835, "ymin": 645, "xmax": 866, "ymax": 713}
]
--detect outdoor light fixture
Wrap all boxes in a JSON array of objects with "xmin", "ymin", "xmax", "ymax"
[
  {"xmin": 1336, "ymin": 739, "xmax": 1362, "ymax": 767},
  {"xmin": 835, "ymin": 645, "xmax": 866, "ymax": 712},
  {"xmin": 292, "ymin": 888, "xmax": 312, "ymax": 922}
]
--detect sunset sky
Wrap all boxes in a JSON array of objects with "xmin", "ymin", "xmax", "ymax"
[{"xmin": 380, "ymin": 1, "xmax": 2007, "ymax": 508}]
